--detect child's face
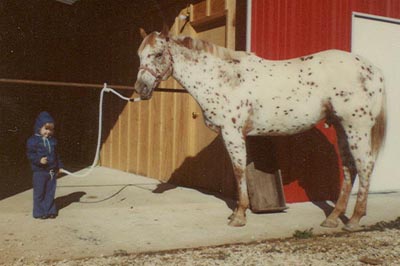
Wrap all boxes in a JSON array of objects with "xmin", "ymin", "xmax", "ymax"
[{"xmin": 40, "ymin": 123, "xmax": 54, "ymax": 138}]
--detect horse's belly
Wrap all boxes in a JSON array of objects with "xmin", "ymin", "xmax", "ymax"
[
  {"xmin": 248, "ymin": 119, "xmax": 317, "ymax": 136},
  {"xmin": 248, "ymin": 104, "xmax": 324, "ymax": 136}
]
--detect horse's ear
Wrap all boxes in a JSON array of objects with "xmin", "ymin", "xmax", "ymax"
[
  {"xmin": 160, "ymin": 24, "xmax": 170, "ymax": 39},
  {"xmin": 139, "ymin": 28, "xmax": 147, "ymax": 39}
]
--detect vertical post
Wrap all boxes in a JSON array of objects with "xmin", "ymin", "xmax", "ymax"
[
  {"xmin": 246, "ymin": 0, "xmax": 252, "ymax": 52},
  {"xmin": 226, "ymin": 0, "xmax": 237, "ymax": 50}
]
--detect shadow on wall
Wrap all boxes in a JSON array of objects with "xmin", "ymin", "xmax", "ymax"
[
  {"xmin": 274, "ymin": 127, "xmax": 341, "ymax": 203},
  {"xmin": 0, "ymin": 85, "xmax": 99, "ymax": 200},
  {"xmin": 154, "ymin": 127, "xmax": 341, "ymax": 204},
  {"xmin": 0, "ymin": 0, "xmax": 218, "ymax": 200},
  {"xmin": 159, "ymin": 135, "xmax": 236, "ymax": 200},
  {"xmin": 247, "ymin": 129, "xmax": 341, "ymax": 203}
]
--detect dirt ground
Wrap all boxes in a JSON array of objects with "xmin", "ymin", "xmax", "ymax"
[
  {"xmin": 5, "ymin": 218, "xmax": 400, "ymax": 266},
  {"xmin": 2, "ymin": 168, "xmax": 400, "ymax": 266}
]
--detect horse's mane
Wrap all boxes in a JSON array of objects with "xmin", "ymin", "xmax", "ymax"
[{"xmin": 173, "ymin": 36, "xmax": 248, "ymax": 61}]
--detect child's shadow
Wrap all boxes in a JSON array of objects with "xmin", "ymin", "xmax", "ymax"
[{"xmin": 55, "ymin": 192, "xmax": 86, "ymax": 211}]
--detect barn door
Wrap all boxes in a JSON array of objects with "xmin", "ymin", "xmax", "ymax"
[{"xmin": 101, "ymin": 0, "xmax": 237, "ymax": 198}]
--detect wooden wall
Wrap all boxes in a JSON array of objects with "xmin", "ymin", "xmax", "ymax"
[
  {"xmin": 0, "ymin": 0, "xmax": 244, "ymax": 199},
  {"xmin": 100, "ymin": 0, "xmax": 239, "ymax": 197},
  {"xmin": 0, "ymin": 0, "xmax": 203, "ymax": 199}
]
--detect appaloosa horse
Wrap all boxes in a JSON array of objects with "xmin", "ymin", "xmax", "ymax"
[{"xmin": 134, "ymin": 27, "xmax": 386, "ymax": 231}]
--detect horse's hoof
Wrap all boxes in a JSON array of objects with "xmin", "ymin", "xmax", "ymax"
[
  {"xmin": 320, "ymin": 218, "xmax": 339, "ymax": 228},
  {"xmin": 343, "ymin": 223, "xmax": 364, "ymax": 232},
  {"xmin": 228, "ymin": 216, "xmax": 246, "ymax": 227}
]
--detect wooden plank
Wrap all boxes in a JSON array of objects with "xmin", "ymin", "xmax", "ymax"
[
  {"xmin": 127, "ymin": 95, "xmax": 141, "ymax": 173},
  {"xmin": 172, "ymin": 93, "xmax": 192, "ymax": 182},
  {"xmin": 174, "ymin": 93, "xmax": 191, "ymax": 160},
  {"xmin": 137, "ymin": 100, "xmax": 150, "ymax": 176},
  {"xmin": 191, "ymin": 11, "xmax": 226, "ymax": 32},
  {"xmin": 210, "ymin": 0, "xmax": 226, "ymax": 15},
  {"xmin": 126, "ymin": 99, "xmax": 132, "ymax": 172},
  {"xmin": 118, "ymin": 103, "xmax": 130, "ymax": 171},
  {"xmin": 100, "ymin": 133, "xmax": 111, "ymax": 167},
  {"xmin": 197, "ymin": 25, "xmax": 226, "ymax": 46},
  {"xmin": 191, "ymin": 102, "xmax": 231, "ymax": 193},
  {"xmin": 191, "ymin": 1, "xmax": 208, "ymax": 22},
  {"xmin": 148, "ymin": 92, "xmax": 162, "ymax": 178},
  {"xmin": 110, "ymin": 96, "xmax": 121, "ymax": 169},
  {"xmin": 100, "ymin": 95, "xmax": 113, "ymax": 168},
  {"xmin": 159, "ymin": 92, "xmax": 176, "ymax": 182}
]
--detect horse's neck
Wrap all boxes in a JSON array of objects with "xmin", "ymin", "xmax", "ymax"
[{"xmin": 169, "ymin": 42, "xmax": 220, "ymax": 102}]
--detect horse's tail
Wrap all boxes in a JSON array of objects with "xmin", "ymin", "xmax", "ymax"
[{"xmin": 371, "ymin": 87, "xmax": 387, "ymax": 160}]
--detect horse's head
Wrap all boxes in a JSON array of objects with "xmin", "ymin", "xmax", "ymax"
[{"xmin": 134, "ymin": 26, "xmax": 173, "ymax": 100}]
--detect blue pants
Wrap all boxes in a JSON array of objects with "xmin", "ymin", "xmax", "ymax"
[{"xmin": 32, "ymin": 170, "xmax": 57, "ymax": 218}]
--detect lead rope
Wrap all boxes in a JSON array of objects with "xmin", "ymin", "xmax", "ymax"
[{"xmin": 60, "ymin": 83, "xmax": 141, "ymax": 177}]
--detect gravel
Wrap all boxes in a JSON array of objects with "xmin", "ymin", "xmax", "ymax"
[{"xmin": 4, "ymin": 218, "xmax": 400, "ymax": 266}]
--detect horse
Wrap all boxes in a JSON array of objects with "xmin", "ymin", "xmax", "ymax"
[{"xmin": 134, "ymin": 26, "xmax": 386, "ymax": 231}]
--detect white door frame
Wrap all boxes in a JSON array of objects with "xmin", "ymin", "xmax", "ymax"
[{"xmin": 351, "ymin": 12, "xmax": 400, "ymax": 192}]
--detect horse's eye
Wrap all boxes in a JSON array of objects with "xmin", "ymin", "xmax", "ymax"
[{"xmin": 155, "ymin": 53, "xmax": 163, "ymax": 58}]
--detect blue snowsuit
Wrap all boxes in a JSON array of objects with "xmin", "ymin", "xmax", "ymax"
[{"xmin": 26, "ymin": 112, "xmax": 63, "ymax": 218}]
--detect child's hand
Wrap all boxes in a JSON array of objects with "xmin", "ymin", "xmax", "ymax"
[{"xmin": 40, "ymin": 157, "xmax": 48, "ymax": 165}]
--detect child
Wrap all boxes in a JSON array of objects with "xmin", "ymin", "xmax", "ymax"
[{"xmin": 26, "ymin": 111, "xmax": 63, "ymax": 219}]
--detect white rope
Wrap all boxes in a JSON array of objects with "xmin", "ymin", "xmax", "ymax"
[{"xmin": 60, "ymin": 83, "xmax": 141, "ymax": 177}]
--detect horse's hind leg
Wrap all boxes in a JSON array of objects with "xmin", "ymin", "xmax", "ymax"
[
  {"xmin": 321, "ymin": 121, "xmax": 357, "ymax": 228},
  {"xmin": 321, "ymin": 168, "xmax": 354, "ymax": 228},
  {"xmin": 344, "ymin": 129, "xmax": 375, "ymax": 231}
]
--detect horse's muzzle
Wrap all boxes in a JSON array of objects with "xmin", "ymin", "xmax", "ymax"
[
  {"xmin": 140, "ymin": 92, "xmax": 152, "ymax": 100},
  {"xmin": 134, "ymin": 80, "xmax": 153, "ymax": 100}
]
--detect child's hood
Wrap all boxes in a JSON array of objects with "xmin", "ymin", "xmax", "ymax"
[{"xmin": 34, "ymin": 111, "xmax": 55, "ymax": 134}]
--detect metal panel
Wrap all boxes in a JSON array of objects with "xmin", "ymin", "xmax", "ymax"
[
  {"xmin": 250, "ymin": 0, "xmax": 400, "ymax": 202},
  {"xmin": 252, "ymin": 0, "xmax": 400, "ymax": 58}
]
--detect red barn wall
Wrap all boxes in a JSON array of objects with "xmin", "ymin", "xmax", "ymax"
[{"xmin": 250, "ymin": 0, "xmax": 400, "ymax": 203}]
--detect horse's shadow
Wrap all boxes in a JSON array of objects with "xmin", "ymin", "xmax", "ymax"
[
  {"xmin": 55, "ymin": 191, "xmax": 86, "ymax": 211},
  {"xmin": 152, "ymin": 128, "xmax": 347, "ymax": 219},
  {"xmin": 152, "ymin": 135, "xmax": 236, "ymax": 210},
  {"xmin": 153, "ymin": 182, "xmax": 236, "ymax": 210},
  {"xmin": 152, "ymin": 183, "xmax": 176, "ymax": 194},
  {"xmin": 153, "ymin": 181, "xmax": 349, "ymax": 222},
  {"xmin": 313, "ymin": 201, "xmax": 350, "ymax": 224}
]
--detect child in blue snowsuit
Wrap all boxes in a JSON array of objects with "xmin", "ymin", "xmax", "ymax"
[{"xmin": 27, "ymin": 112, "xmax": 64, "ymax": 219}]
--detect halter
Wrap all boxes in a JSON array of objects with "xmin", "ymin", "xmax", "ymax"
[{"xmin": 138, "ymin": 47, "xmax": 173, "ymax": 87}]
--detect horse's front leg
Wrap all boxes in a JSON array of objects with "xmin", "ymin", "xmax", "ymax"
[{"xmin": 221, "ymin": 128, "xmax": 249, "ymax": 227}]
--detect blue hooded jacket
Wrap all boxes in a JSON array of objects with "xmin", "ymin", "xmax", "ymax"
[{"xmin": 26, "ymin": 112, "xmax": 63, "ymax": 172}]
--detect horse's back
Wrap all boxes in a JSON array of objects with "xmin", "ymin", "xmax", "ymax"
[{"xmin": 242, "ymin": 49, "xmax": 384, "ymax": 134}]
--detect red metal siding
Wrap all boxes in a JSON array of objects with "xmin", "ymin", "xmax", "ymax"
[
  {"xmin": 251, "ymin": 0, "xmax": 400, "ymax": 203},
  {"xmin": 252, "ymin": 0, "xmax": 400, "ymax": 59}
]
